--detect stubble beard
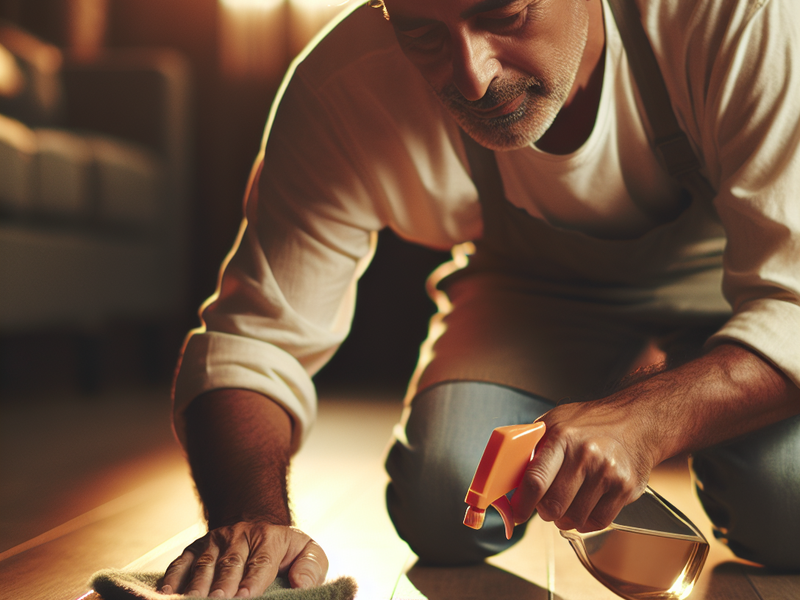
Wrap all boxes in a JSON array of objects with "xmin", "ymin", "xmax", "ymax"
[
  {"xmin": 439, "ymin": 74, "xmax": 570, "ymax": 151},
  {"xmin": 438, "ymin": 11, "xmax": 590, "ymax": 152}
]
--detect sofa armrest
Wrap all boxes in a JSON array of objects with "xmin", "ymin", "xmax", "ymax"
[{"xmin": 61, "ymin": 48, "xmax": 191, "ymax": 162}]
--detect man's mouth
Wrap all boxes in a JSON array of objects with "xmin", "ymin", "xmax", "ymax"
[{"xmin": 467, "ymin": 92, "xmax": 528, "ymax": 120}]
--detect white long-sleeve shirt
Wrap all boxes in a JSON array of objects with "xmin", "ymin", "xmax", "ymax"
[{"xmin": 174, "ymin": 0, "xmax": 800, "ymax": 451}]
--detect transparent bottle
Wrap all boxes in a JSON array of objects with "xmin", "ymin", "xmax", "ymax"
[{"xmin": 560, "ymin": 487, "xmax": 709, "ymax": 600}]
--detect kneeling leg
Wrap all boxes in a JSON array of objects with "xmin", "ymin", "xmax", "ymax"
[
  {"xmin": 692, "ymin": 414, "xmax": 800, "ymax": 571},
  {"xmin": 385, "ymin": 381, "xmax": 553, "ymax": 565}
]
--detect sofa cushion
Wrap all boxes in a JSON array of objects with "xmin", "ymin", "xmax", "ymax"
[
  {"xmin": 87, "ymin": 135, "xmax": 162, "ymax": 229},
  {"xmin": 34, "ymin": 128, "xmax": 93, "ymax": 219},
  {"xmin": 0, "ymin": 112, "xmax": 162, "ymax": 230}
]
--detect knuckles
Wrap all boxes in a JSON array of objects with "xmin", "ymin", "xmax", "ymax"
[
  {"xmin": 520, "ymin": 468, "xmax": 547, "ymax": 497},
  {"xmin": 194, "ymin": 553, "xmax": 218, "ymax": 569},
  {"xmin": 166, "ymin": 554, "xmax": 192, "ymax": 570},
  {"xmin": 246, "ymin": 554, "xmax": 274, "ymax": 570},
  {"xmin": 217, "ymin": 553, "xmax": 246, "ymax": 570},
  {"xmin": 537, "ymin": 497, "xmax": 566, "ymax": 521}
]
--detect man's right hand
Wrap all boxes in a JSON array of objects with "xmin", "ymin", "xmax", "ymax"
[
  {"xmin": 160, "ymin": 521, "xmax": 328, "ymax": 598},
  {"xmin": 174, "ymin": 389, "xmax": 315, "ymax": 597}
]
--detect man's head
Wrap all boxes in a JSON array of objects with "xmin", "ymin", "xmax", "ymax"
[{"xmin": 376, "ymin": 0, "xmax": 594, "ymax": 151}]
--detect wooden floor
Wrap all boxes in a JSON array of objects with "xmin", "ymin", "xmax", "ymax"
[{"xmin": 1, "ymin": 386, "xmax": 798, "ymax": 600}]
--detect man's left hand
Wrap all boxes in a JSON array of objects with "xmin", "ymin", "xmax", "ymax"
[{"xmin": 509, "ymin": 395, "xmax": 658, "ymax": 533}]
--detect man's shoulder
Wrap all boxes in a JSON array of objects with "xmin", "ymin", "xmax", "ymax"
[
  {"xmin": 291, "ymin": 4, "xmax": 408, "ymax": 90},
  {"xmin": 632, "ymin": 0, "xmax": 793, "ymax": 102},
  {"xmin": 637, "ymin": 0, "xmax": 789, "ymax": 48},
  {"xmin": 277, "ymin": 4, "xmax": 444, "ymax": 144}
]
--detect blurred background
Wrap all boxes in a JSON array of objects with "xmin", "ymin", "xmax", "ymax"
[{"xmin": 0, "ymin": 0, "xmax": 450, "ymax": 399}]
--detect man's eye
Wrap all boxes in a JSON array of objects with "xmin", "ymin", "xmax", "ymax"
[
  {"xmin": 480, "ymin": 8, "xmax": 528, "ymax": 33},
  {"xmin": 402, "ymin": 25, "xmax": 436, "ymax": 39},
  {"xmin": 399, "ymin": 25, "xmax": 445, "ymax": 52}
]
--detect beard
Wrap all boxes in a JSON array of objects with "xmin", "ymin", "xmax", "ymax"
[{"xmin": 438, "ymin": 73, "xmax": 571, "ymax": 151}]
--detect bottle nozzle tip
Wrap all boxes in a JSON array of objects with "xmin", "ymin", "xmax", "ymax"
[{"xmin": 463, "ymin": 506, "xmax": 486, "ymax": 529}]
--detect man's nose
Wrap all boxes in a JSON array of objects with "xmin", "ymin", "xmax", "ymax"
[{"xmin": 450, "ymin": 33, "xmax": 501, "ymax": 102}]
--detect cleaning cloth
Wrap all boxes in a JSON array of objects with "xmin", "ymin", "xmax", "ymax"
[{"xmin": 89, "ymin": 570, "xmax": 357, "ymax": 600}]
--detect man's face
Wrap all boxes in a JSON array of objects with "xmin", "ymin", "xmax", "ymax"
[{"xmin": 383, "ymin": 0, "xmax": 591, "ymax": 150}]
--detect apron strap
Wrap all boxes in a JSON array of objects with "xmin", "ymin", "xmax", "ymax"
[{"xmin": 606, "ymin": 0, "xmax": 716, "ymax": 202}]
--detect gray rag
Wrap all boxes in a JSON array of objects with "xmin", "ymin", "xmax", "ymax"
[{"xmin": 89, "ymin": 570, "xmax": 357, "ymax": 600}]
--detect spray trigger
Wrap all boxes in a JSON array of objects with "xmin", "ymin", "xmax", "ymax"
[{"xmin": 491, "ymin": 495, "xmax": 514, "ymax": 539}]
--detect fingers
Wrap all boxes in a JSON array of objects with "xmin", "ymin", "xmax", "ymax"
[
  {"xmin": 286, "ymin": 538, "xmax": 329, "ymax": 589},
  {"xmin": 510, "ymin": 436, "xmax": 564, "ymax": 525},
  {"xmin": 571, "ymin": 489, "xmax": 627, "ymax": 533},
  {"xmin": 207, "ymin": 545, "xmax": 250, "ymax": 599},
  {"xmin": 509, "ymin": 419, "xmax": 647, "ymax": 533},
  {"xmin": 553, "ymin": 472, "xmax": 623, "ymax": 532},
  {"xmin": 539, "ymin": 439, "xmax": 610, "ymax": 526},
  {"xmin": 158, "ymin": 523, "xmax": 327, "ymax": 598},
  {"xmin": 232, "ymin": 528, "xmax": 291, "ymax": 598},
  {"xmin": 199, "ymin": 526, "xmax": 280, "ymax": 598},
  {"xmin": 161, "ymin": 545, "xmax": 201, "ymax": 595},
  {"xmin": 231, "ymin": 551, "xmax": 277, "ymax": 598},
  {"xmin": 161, "ymin": 534, "xmax": 219, "ymax": 596}
]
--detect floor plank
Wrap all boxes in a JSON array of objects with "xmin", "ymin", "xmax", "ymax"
[
  {"xmin": 693, "ymin": 562, "xmax": 763, "ymax": 600},
  {"xmin": 0, "ymin": 461, "xmax": 200, "ymax": 600},
  {"xmin": 290, "ymin": 395, "xmax": 412, "ymax": 600},
  {"xmin": 0, "ymin": 388, "xmax": 179, "ymax": 553},
  {"xmin": 747, "ymin": 569, "xmax": 800, "ymax": 600}
]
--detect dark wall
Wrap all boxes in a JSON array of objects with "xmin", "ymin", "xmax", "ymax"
[{"xmin": 315, "ymin": 230, "xmax": 449, "ymax": 394}]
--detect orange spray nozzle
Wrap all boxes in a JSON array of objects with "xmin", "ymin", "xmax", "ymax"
[{"xmin": 463, "ymin": 422, "xmax": 546, "ymax": 540}]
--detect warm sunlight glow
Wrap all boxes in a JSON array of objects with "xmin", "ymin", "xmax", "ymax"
[
  {"xmin": 220, "ymin": 0, "xmax": 351, "ymax": 8},
  {"xmin": 289, "ymin": 0, "xmax": 350, "ymax": 8},
  {"xmin": 667, "ymin": 566, "xmax": 696, "ymax": 600},
  {"xmin": 218, "ymin": 0, "xmax": 352, "ymax": 78},
  {"xmin": 220, "ymin": 0, "xmax": 283, "ymax": 10},
  {"xmin": 218, "ymin": 0, "xmax": 287, "ymax": 79}
]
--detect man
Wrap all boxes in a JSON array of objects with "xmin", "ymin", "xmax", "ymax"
[{"xmin": 163, "ymin": 0, "xmax": 800, "ymax": 596}]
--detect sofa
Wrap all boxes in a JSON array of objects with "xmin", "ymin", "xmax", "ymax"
[{"xmin": 0, "ymin": 22, "xmax": 191, "ymax": 340}]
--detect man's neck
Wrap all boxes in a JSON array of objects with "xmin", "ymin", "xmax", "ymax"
[{"xmin": 536, "ymin": 0, "xmax": 606, "ymax": 155}]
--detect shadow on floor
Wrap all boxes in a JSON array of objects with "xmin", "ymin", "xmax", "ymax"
[
  {"xmin": 707, "ymin": 561, "xmax": 800, "ymax": 600},
  {"xmin": 404, "ymin": 562, "xmax": 557, "ymax": 600}
]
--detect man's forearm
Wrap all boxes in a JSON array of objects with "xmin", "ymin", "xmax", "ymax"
[
  {"xmin": 512, "ymin": 342, "xmax": 800, "ymax": 530},
  {"xmin": 182, "ymin": 388, "xmax": 295, "ymax": 528},
  {"xmin": 615, "ymin": 343, "xmax": 800, "ymax": 463}
]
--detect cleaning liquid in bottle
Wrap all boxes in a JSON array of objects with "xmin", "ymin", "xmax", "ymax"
[{"xmin": 560, "ymin": 486, "xmax": 709, "ymax": 600}]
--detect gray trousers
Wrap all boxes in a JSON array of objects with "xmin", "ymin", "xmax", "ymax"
[{"xmin": 385, "ymin": 381, "xmax": 800, "ymax": 571}]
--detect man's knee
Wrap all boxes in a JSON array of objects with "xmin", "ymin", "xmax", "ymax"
[
  {"xmin": 385, "ymin": 440, "xmax": 524, "ymax": 565},
  {"xmin": 384, "ymin": 381, "xmax": 550, "ymax": 564},
  {"xmin": 692, "ymin": 415, "xmax": 800, "ymax": 571}
]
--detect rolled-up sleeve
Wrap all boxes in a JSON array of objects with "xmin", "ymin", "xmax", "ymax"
[{"xmin": 172, "ymin": 62, "xmax": 384, "ymax": 452}]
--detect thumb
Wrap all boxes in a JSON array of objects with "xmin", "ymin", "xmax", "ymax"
[{"xmin": 288, "ymin": 540, "xmax": 328, "ymax": 589}]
